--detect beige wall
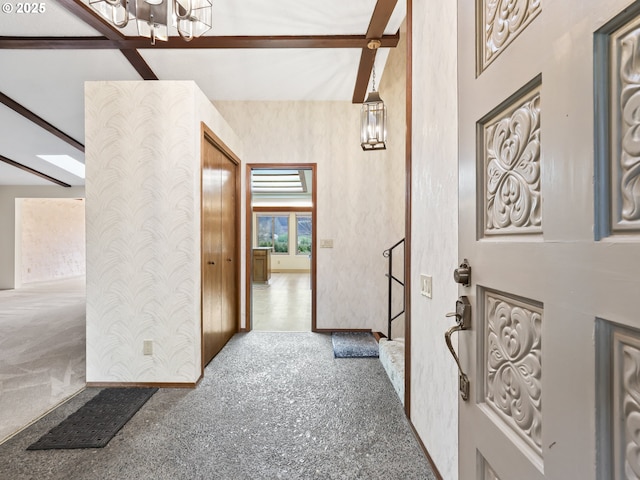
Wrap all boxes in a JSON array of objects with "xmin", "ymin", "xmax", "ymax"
[
  {"xmin": 18, "ymin": 198, "xmax": 85, "ymax": 285},
  {"xmin": 214, "ymin": 29, "xmax": 406, "ymax": 333},
  {"xmin": 0, "ymin": 185, "xmax": 86, "ymax": 290},
  {"xmin": 85, "ymin": 80, "xmax": 242, "ymax": 384},
  {"xmin": 409, "ymin": 2, "xmax": 459, "ymax": 479}
]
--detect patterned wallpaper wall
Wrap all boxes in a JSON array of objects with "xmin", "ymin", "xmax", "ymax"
[
  {"xmin": 85, "ymin": 81, "xmax": 241, "ymax": 384},
  {"xmin": 0, "ymin": 186, "xmax": 85, "ymax": 290},
  {"xmin": 214, "ymin": 64, "xmax": 406, "ymax": 332},
  {"xmin": 410, "ymin": 3, "xmax": 460, "ymax": 480},
  {"xmin": 19, "ymin": 198, "xmax": 86, "ymax": 284}
]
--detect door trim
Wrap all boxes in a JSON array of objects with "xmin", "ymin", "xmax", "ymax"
[
  {"xmin": 245, "ymin": 163, "xmax": 317, "ymax": 332},
  {"xmin": 200, "ymin": 122, "xmax": 242, "ymax": 378},
  {"xmin": 405, "ymin": 0, "xmax": 413, "ymax": 419}
]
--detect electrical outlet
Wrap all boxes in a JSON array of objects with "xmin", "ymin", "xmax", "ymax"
[
  {"xmin": 143, "ymin": 340, "xmax": 153, "ymax": 356},
  {"xmin": 420, "ymin": 274, "xmax": 432, "ymax": 299}
]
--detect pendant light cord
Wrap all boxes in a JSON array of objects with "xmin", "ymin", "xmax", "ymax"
[{"xmin": 372, "ymin": 64, "xmax": 377, "ymax": 92}]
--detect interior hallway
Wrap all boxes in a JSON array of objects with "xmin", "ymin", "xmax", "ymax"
[
  {"xmin": 0, "ymin": 276, "xmax": 86, "ymax": 444},
  {"xmin": 0, "ymin": 332, "xmax": 435, "ymax": 479},
  {"xmin": 252, "ymin": 272, "xmax": 312, "ymax": 332},
  {"xmin": 0, "ymin": 271, "xmax": 310, "ymax": 444}
]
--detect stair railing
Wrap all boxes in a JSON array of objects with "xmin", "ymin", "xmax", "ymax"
[{"xmin": 383, "ymin": 238, "xmax": 405, "ymax": 340}]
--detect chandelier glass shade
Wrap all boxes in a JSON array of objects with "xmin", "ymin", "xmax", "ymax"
[{"xmin": 89, "ymin": 0, "xmax": 212, "ymax": 43}]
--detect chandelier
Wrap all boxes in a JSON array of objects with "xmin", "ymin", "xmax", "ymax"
[{"xmin": 89, "ymin": 0, "xmax": 212, "ymax": 44}]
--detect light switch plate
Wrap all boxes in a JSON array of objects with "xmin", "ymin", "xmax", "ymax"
[
  {"xmin": 320, "ymin": 239, "xmax": 334, "ymax": 248},
  {"xmin": 420, "ymin": 274, "xmax": 432, "ymax": 298},
  {"xmin": 143, "ymin": 340, "xmax": 153, "ymax": 355}
]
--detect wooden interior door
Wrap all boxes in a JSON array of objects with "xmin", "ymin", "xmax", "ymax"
[
  {"xmin": 220, "ymin": 152, "xmax": 237, "ymax": 346},
  {"xmin": 457, "ymin": 1, "xmax": 640, "ymax": 479},
  {"xmin": 202, "ymin": 127, "xmax": 239, "ymax": 367},
  {"xmin": 202, "ymin": 134, "xmax": 223, "ymax": 364}
]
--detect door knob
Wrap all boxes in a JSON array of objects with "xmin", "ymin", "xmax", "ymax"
[
  {"xmin": 445, "ymin": 296, "xmax": 471, "ymax": 401},
  {"xmin": 453, "ymin": 259, "xmax": 471, "ymax": 286},
  {"xmin": 226, "ymin": 258, "xmax": 232, "ymax": 262},
  {"xmin": 208, "ymin": 261, "xmax": 215, "ymax": 265}
]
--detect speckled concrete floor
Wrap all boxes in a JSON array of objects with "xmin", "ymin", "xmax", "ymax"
[{"xmin": 0, "ymin": 332, "xmax": 436, "ymax": 480}]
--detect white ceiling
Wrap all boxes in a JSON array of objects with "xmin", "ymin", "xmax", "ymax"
[{"xmin": 0, "ymin": 0, "xmax": 405, "ymax": 187}]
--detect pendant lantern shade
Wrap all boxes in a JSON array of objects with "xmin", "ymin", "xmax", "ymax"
[
  {"xmin": 174, "ymin": 0, "xmax": 213, "ymax": 41},
  {"xmin": 360, "ymin": 90, "xmax": 387, "ymax": 151},
  {"xmin": 89, "ymin": 0, "xmax": 212, "ymax": 43},
  {"xmin": 89, "ymin": 0, "xmax": 133, "ymax": 28},
  {"xmin": 135, "ymin": 0, "xmax": 169, "ymax": 43}
]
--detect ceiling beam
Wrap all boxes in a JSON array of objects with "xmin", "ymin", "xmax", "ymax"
[
  {"xmin": 0, "ymin": 155, "xmax": 71, "ymax": 188},
  {"xmin": 0, "ymin": 37, "xmax": 115, "ymax": 49},
  {"xmin": 0, "ymin": 92, "xmax": 85, "ymax": 153},
  {"xmin": 352, "ymin": 48, "xmax": 377, "ymax": 105},
  {"xmin": 0, "ymin": 34, "xmax": 400, "ymax": 50},
  {"xmin": 56, "ymin": 0, "xmax": 160, "ymax": 80},
  {"xmin": 120, "ymin": 50, "xmax": 159, "ymax": 80},
  {"xmin": 352, "ymin": 0, "xmax": 400, "ymax": 104}
]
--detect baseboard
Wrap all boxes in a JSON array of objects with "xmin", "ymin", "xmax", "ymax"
[
  {"xmin": 407, "ymin": 417, "xmax": 444, "ymax": 480},
  {"xmin": 270, "ymin": 269, "xmax": 311, "ymax": 273},
  {"xmin": 313, "ymin": 328, "xmax": 372, "ymax": 333},
  {"xmin": 86, "ymin": 380, "xmax": 199, "ymax": 389}
]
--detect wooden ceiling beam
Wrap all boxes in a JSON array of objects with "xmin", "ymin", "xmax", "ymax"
[
  {"xmin": 0, "ymin": 34, "xmax": 400, "ymax": 50},
  {"xmin": 352, "ymin": 0, "xmax": 400, "ymax": 104},
  {"xmin": 120, "ymin": 49, "xmax": 159, "ymax": 80},
  {"xmin": 0, "ymin": 154, "xmax": 71, "ymax": 188},
  {"xmin": 0, "ymin": 37, "xmax": 117, "ymax": 49},
  {"xmin": 0, "ymin": 92, "xmax": 85, "ymax": 152},
  {"xmin": 367, "ymin": 0, "xmax": 401, "ymax": 38},
  {"xmin": 352, "ymin": 48, "xmax": 377, "ymax": 105},
  {"xmin": 57, "ymin": 0, "xmax": 160, "ymax": 80}
]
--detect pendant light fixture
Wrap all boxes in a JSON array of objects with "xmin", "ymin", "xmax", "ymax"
[
  {"xmin": 360, "ymin": 40, "xmax": 387, "ymax": 151},
  {"xmin": 89, "ymin": 0, "xmax": 212, "ymax": 44}
]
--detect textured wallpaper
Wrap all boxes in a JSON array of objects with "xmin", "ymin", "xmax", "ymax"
[
  {"xmin": 0, "ymin": 186, "xmax": 85, "ymax": 290},
  {"xmin": 213, "ymin": 92, "xmax": 405, "ymax": 333},
  {"xmin": 85, "ymin": 81, "xmax": 239, "ymax": 384},
  {"xmin": 409, "ymin": 3, "xmax": 460, "ymax": 480},
  {"xmin": 19, "ymin": 198, "xmax": 85, "ymax": 284}
]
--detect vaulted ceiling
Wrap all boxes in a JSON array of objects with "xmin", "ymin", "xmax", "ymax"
[{"xmin": 0, "ymin": 0, "xmax": 405, "ymax": 187}]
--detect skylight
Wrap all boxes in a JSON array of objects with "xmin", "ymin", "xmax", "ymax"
[
  {"xmin": 251, "ymin": 169, "xmax": 306, "ymax": 194},
  {"xmin": 36, "ymin": 155, "xmax": 85, "ymax": 179}
]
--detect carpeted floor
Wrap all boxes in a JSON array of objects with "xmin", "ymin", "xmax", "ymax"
[
  {"xmin": 0, "ymin": 332, "xmax": 436, "ymax": 479},
  {"xmin": 0, "ymin": 276, "xmax": 86, "ymax": 444},
  {"xmin": 332, "ymin": 332, "xmax": 379, "ymax": 358}
]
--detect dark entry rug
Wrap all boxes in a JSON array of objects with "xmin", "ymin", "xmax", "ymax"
[
  {"xmin": 27, "ymin": 387, "xmax": 158, "ymax": 450},
  {"xmin": 332, "ymin": 332, "xmax": 379, "ymax": 358}
]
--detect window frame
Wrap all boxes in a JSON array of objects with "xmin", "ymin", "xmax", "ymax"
[
  {"xmin": 256, "ymin": 213, "xmax": 290, "ymax": 255},
  {"xmin": 295, "ymin": 213, "xmax": 312, "ymax": 255}
]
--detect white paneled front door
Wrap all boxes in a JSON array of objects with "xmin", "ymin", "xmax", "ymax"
[{"xmin": 457, "ymin": 0, "xmax": 640, "ymax": 478}]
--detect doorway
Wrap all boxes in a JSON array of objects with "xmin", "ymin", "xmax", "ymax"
[{"xmin": 246, "ymin": 164, "xmax": 317, "ymax": 332}]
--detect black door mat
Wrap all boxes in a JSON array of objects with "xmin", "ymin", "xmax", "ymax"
[{"xmin": 27, "ymin": 387, "xmax": 158, "ymax": 450}]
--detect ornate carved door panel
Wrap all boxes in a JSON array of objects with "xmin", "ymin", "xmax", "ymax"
[{"xmin": 458, "ymin": 0, "xmax": 640, "ymax": 479}]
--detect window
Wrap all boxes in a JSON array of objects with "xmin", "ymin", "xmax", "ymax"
[
  {"xmin": 257, "ymin": 215, "xmax": 289, "ymax": 253},
  {"xmin": 296, "ymin": 214, "xmax": 312, "ymax": 255}
]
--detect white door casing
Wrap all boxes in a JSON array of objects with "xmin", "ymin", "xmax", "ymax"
[{"xmin": 457, "ymin": 1, "xmax": 640, "ymax": 479}]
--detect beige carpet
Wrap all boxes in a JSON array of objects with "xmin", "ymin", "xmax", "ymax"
[{"xmin": 0, "ymin": 276, "xmax": 86, "ymax": 444}]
